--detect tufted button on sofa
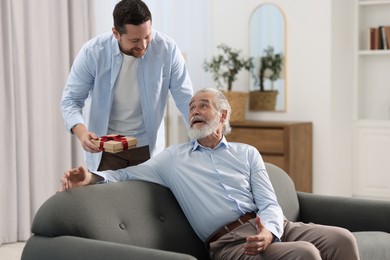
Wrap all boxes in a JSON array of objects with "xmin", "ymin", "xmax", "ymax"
[{"xmin": 21, "ymin": 163, "xmax": 390, "ymax": 260}]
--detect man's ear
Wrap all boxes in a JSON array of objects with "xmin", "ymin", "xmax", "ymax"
[
  {"xmin": 220, "ymin": 110, "xmax": 227, "ymax": 122},
  {"xmin": 112, "ymin": 27, "xmax": 120, "ymax": 40}
]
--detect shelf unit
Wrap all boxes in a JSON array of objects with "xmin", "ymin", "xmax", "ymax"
[
  {"xmin": 356, "ymin": 0, "xmax": 390, "ymax": 120},
  {"xmin": 353, "ymin": 0, "xmax": 390, "ymax": 199}
]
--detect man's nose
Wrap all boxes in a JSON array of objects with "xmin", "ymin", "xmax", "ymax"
[
  {"xmin": 137, "ymin": 39, "xmax": 147, "ymax": 49},
  {"xmin": 189, "ymin": 109, "xmax": 199, "ymax": 120},
  {"xmin": 193, "ymin": 107, "xmax": 201, "ymax": 115}
]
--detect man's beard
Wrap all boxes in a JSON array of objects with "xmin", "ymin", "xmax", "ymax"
[
  {"xmin": 128, "ymin": 47, "xmax": 147, "ymax": 58},
  {"xmin": 187, "ymin": 114, "xmax": 220, "ymax": 140},
  {"xmin": 119, "ymin": 40, "xmax": 149, "ymax": 58}
]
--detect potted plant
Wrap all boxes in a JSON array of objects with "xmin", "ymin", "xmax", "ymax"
[
  {"xmin": 250, "ymin": 46, "xmax": 284, "ymax": 111},
  {"xmin": 203, "ymin": 44, "xmax": 253, "ymax": 121}
]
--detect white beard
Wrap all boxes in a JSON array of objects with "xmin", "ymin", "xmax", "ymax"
[{"xmin": 187, "ymin": 114, "xmax": 220, "ymax": 140}]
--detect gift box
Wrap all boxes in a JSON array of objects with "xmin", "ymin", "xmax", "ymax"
[{"xmin": 92, "ymin": 134, "xmax": 137, "ymax": 153}]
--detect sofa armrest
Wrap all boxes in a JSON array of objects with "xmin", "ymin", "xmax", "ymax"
[
  {"xmin": 297, "ymin": 192, "xmax": 390, "ymax": 233},
  {"xmin": 21, "ymin": 235, "xmax": 197, "ymax": 260}
]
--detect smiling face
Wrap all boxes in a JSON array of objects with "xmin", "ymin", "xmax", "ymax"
[
  {"xmin": 187, "ymin": 91, "xmax": 226, "ymax": 144},
  {"xmin": 112, "ymin": 20, "xmax": 152, "ymax": 58}
]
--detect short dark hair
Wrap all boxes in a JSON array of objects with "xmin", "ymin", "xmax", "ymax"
[{"xmin": 113, "ymin": 0, "xmax": 152, "ymax": 35}]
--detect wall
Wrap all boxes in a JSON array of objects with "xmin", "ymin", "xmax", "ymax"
[{"xmin": 329, "ymin": 0, "xmax": 354, "ymax": 196}]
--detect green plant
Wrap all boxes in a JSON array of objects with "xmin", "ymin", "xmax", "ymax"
[
  {"xmin": 203, "ymin": 44, "xmax": 253, "ymax": 91},
  {"xmin": 255, "ymin": 46, "xmax": 284, "ymax": 91}
]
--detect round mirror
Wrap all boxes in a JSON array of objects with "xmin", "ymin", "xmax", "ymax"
[{"xmin": 249, "ymin": 4, "xmax": 286, "ymax": 111}]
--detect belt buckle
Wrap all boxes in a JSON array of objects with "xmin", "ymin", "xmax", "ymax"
[{"xmin": 224, "ymin": 225, "xmax": 231, "ymax": 232}]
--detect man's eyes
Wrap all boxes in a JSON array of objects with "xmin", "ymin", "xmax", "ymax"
[
  {"xmin": 190, "ymin": 104, "xmax": 208, "ymax": 110},
  {"xmin": 131, "ymin": 36, "xmax": 150, "ymax": 43}
]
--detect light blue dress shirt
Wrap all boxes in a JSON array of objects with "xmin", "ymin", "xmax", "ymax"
[
  {"xmin": 61, "ymin": 31, "xmax": 193, "ymax": 170},
  {"xmin": 95, "ymin": 137, "xmax": 284, "ymax": 242}
]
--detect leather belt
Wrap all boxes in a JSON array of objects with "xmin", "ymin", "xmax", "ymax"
[{"xmin": 206, "ymin": 212, "xmax": 257, "ymax": 247}]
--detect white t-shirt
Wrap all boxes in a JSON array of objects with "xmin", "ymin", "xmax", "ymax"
[{"xmin": 108, "ymin": 53, "xmax": 147, "ymax": 146}]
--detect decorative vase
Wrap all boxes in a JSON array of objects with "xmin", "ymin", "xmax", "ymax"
[
  {"xmin": 249, "ymin": 90, "xmax": 278, "ymax": 111},
  {"xmin": 222, "ymin": 91, "xmax": 248, "ymax": 122}
]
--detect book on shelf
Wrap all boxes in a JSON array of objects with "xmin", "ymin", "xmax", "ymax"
[
  {"xmin": 372, "ymin": 27, "xmax": 379, "ymax": 50},
  {"xmin": 380, "ymin": 26, "xmax": 387, "ymax": 49},
  {"xmin": 386, "ymin": 26, "xmax": 390, "ymax": 49},
  {"xmin": 368, "ymin": 27, "xmax": 379, "ymax": 50},
  {"xmin": 368, "ymin": 25, "xmax": 390, "ymax": 50}
]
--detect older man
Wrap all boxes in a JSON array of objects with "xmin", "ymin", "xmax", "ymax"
[{"xmin": 61, "ymin": 88, "xmax": 359, "ymax": 260}]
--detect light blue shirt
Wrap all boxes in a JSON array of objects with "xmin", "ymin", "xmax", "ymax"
[
  {"xmin": 61, "ymin": 31, "xmax": 193, "ymax": 170},
  {"xmin": 95, "ymin": 137, "xmax": 284, "ymax": 242}
]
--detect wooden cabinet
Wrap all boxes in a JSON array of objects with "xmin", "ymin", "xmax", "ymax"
[{"xmin": 227, "ymin": 121, "xmax": 312, "ymax": 192}]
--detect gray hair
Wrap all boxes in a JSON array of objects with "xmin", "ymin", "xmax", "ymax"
[{"xmin": 195, "ymin": 88, "xmax": 232, "ymax": 135}]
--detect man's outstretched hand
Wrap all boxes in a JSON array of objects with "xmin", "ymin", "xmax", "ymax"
[{"xmin": 59, "ymin": 166, "xmax": 93, "ymax": 192}]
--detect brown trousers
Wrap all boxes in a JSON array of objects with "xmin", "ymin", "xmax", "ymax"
[
  {"xmin": 97, "ymin": 145, "xmax": 150, "ymax": 171},
  {"xmin": 209, "ymin": 218, "xmax": 360, "ymax": 260}
]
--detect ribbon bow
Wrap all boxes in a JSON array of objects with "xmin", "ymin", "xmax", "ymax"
[{"xmin": 99, "ymin": 135, "xmax": 128, "ymax": 151}]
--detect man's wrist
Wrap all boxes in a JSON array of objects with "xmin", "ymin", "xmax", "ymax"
[
  {"xmin": 71, "ymin": 123, "xmax": 85, "ymax": 135},
  {"xmin": 90, "ymin": 173, "xmax": 104, "ymax": 185}
]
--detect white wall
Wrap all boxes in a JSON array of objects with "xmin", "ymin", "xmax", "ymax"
[
  {"xmin": 329, "ymin": 0, "xmax": 354, "ymax": 196},
  {"xmin": 94, "ymin": 0, "xmax": 117, "ymax": 35},
  {"xmin": 94, "ymin": 0, "xmax": 356, "ymax": 197}
]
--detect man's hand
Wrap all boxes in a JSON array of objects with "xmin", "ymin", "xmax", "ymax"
[
  {"xmin": 72, "ymin": 124, "xmax": 101, "ymax": 153},
  {"xmin": 59, "ymin": 166, "xmax": 93, "ymax": 191},
  {"xmin": 244, "ymin": 216, "xmax": 274, "ymax": 255}
]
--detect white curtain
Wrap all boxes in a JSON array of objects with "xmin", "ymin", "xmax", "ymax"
[{"xmin": 0, "ymin": 0, "xmax": 94, "ymax": 245}]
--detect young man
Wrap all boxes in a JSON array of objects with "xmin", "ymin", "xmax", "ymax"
[
  {"xmin": 61, "ymin": 88, "xmax": 359, "ymax": 260},
  {"xmin": 61, "ymin": 0, "xmax": 193, "ymax": 171}
]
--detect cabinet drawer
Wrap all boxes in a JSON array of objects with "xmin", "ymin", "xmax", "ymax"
[{"xmin": 228, "ymin": 128, "xmax": 284, "ymax": 153}]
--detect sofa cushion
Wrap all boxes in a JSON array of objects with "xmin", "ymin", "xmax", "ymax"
[
  {"xmin": 22, "ymin": 235, "xmax": 197, "ymax": 260},
  {"xmin": 353, "ymin": 231, "xmax": 390, "ymax": 260}
]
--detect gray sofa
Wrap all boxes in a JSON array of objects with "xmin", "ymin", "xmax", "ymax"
[{"xmin": 22, "ymin": 163, "xmax": 390, "ymax": 260}]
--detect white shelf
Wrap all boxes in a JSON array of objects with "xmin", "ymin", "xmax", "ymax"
[
  {"xmin": 356, "ymin": 119, "xmax": 390, "ymax": 127},
  {"xmin": 359, "ymin": 50, "xmax": 390, "ymax": 55},
  {"xmin": 356, "ymin": 0, "xmax": 390, "ymax": 120},
  {"xmin": 359, "ymin": 0, "xmax": 390, "ymax": 6}
]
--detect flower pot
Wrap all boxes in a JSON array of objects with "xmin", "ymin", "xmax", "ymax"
[
  {"xmin": 249, "ymin": 90, "xmax": 278, "ymax": 111},
  {"xmin": 222, "ymin": 91, "xmax": 248, "ymax": 122}
]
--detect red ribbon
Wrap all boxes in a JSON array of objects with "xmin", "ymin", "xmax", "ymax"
[{"xmin": 99, "ymin": 135, "xmax": 128, "ymax": 151}]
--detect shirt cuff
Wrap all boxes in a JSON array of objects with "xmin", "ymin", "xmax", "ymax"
[{"xmin": 91, "ymin": 171, "xmax": 109, "ymax": 184}]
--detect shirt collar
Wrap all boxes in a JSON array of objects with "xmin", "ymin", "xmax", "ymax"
[
  {"xmin": 191, "ymin": 136, "xmax": 229, "ymax": 151},
  {"xmin": 112, "ymin": 35, "xmax": 121, "ymax": 56}
]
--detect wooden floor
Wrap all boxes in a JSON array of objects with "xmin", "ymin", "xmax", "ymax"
[{"xmin": 0, "ymin": 242, "xmax": 25, "ymax": 260}]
